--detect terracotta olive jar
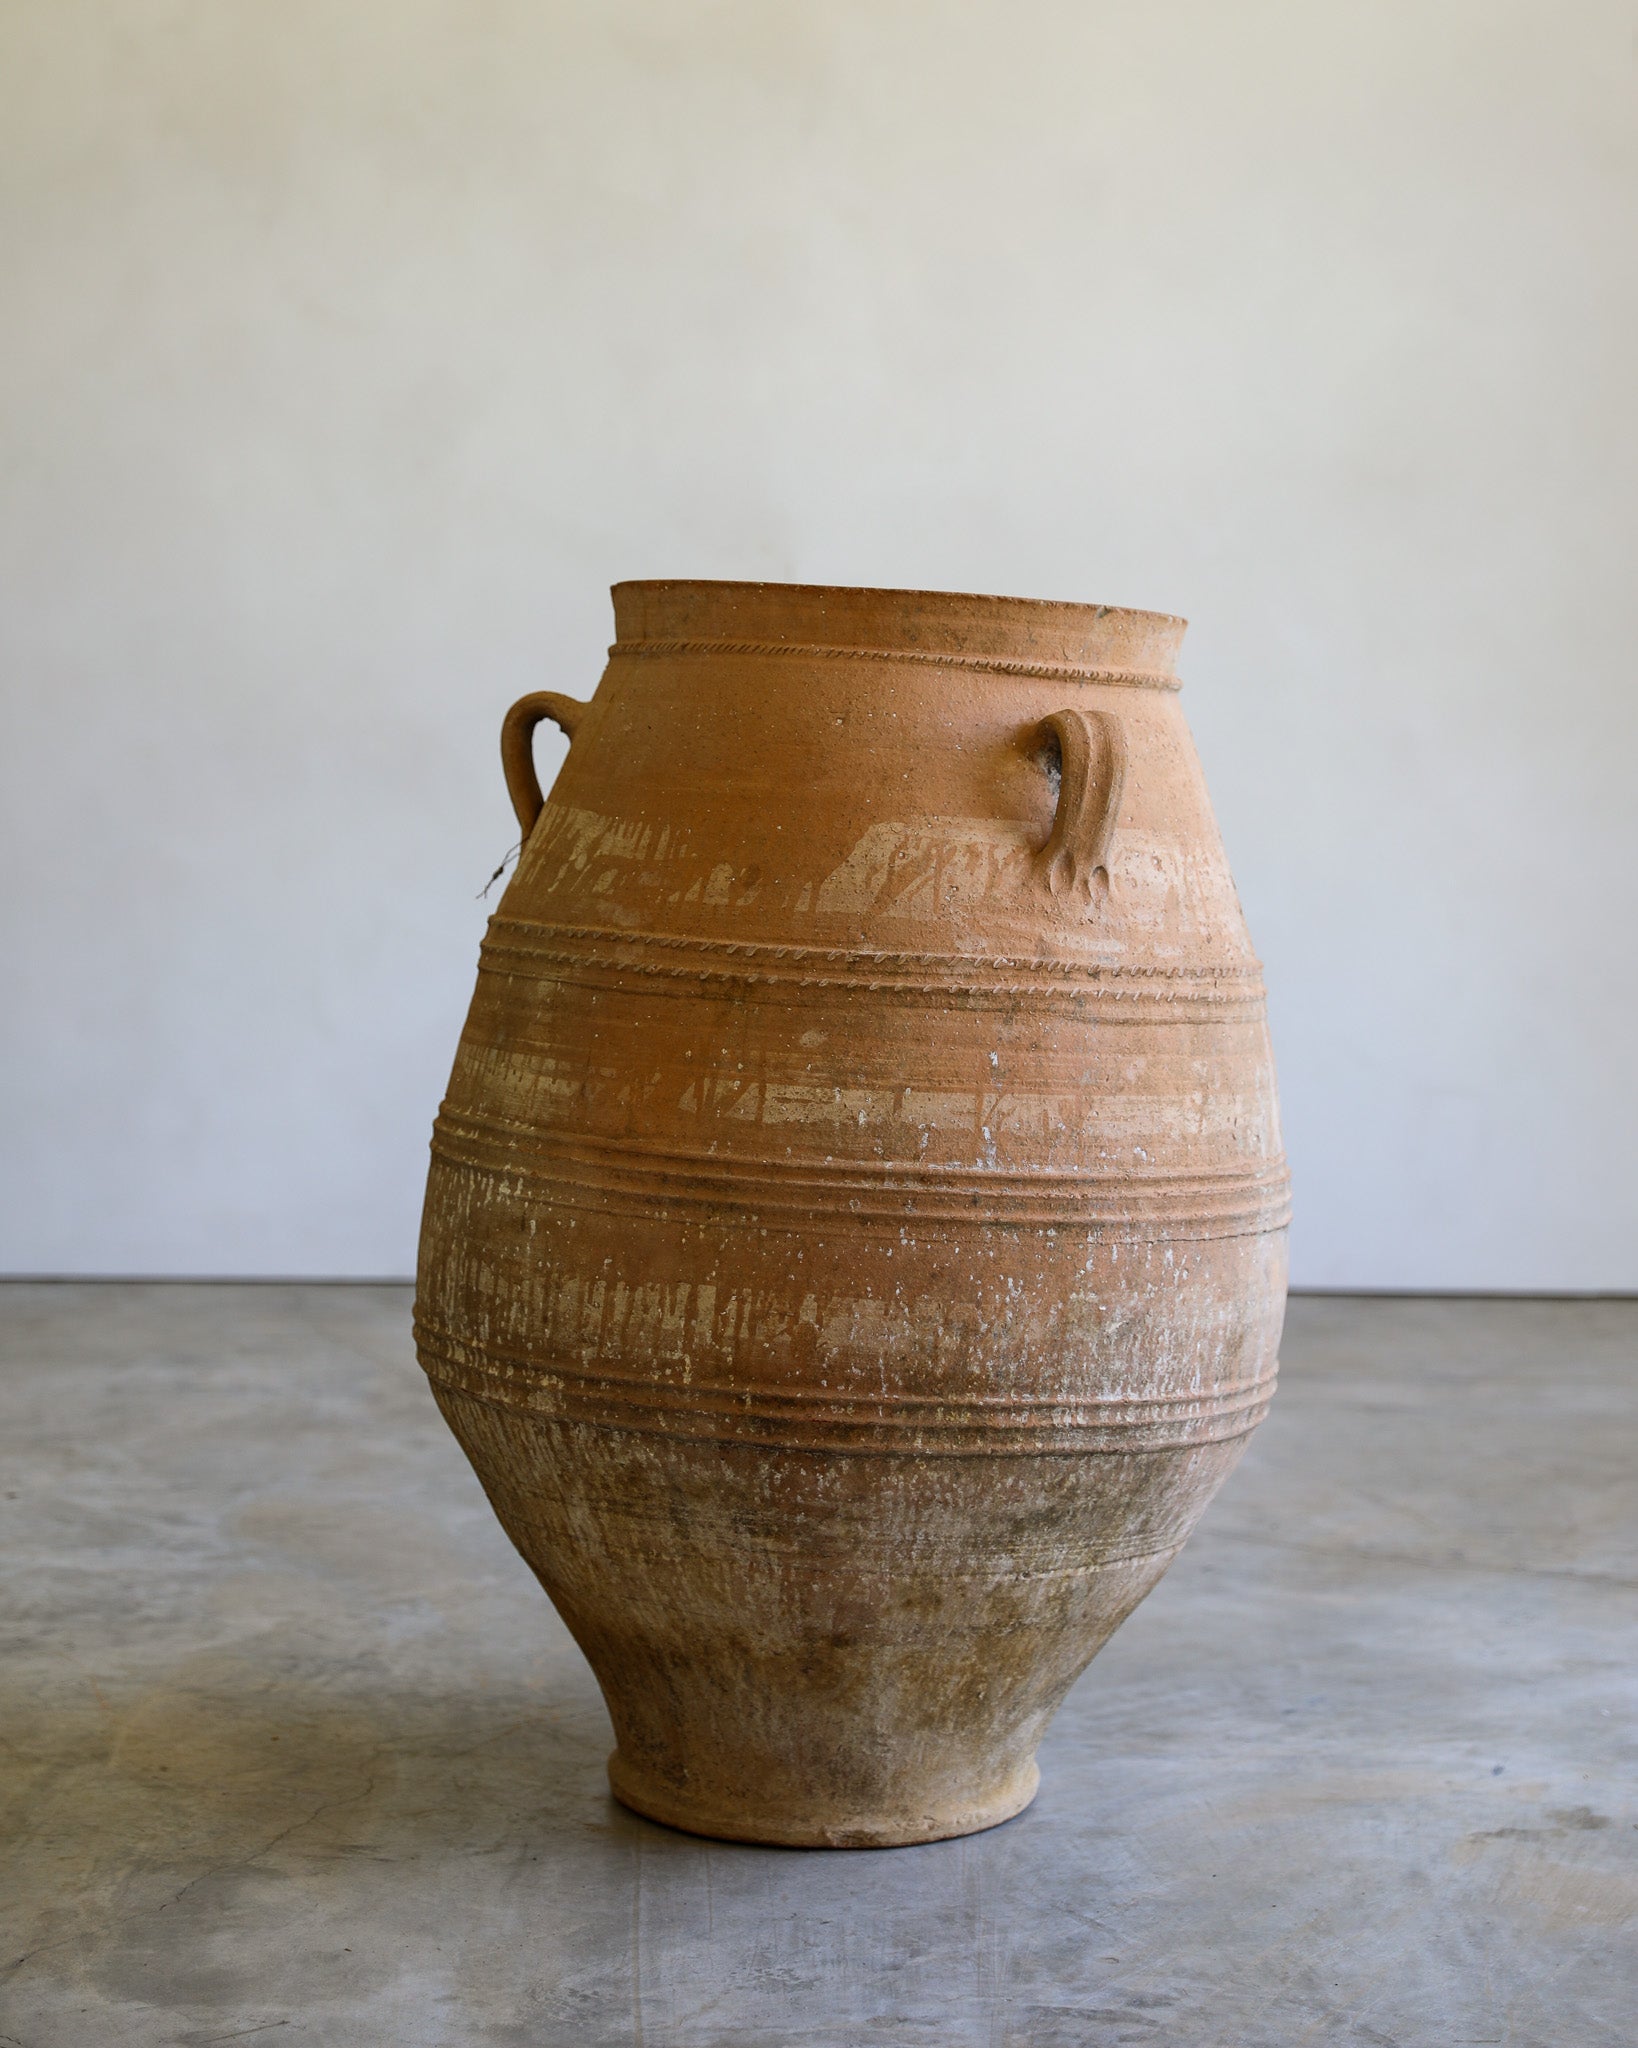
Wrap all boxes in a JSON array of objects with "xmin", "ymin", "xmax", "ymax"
[{"xmin": 416, "ymin": 581, "xmax": 1288, "ymax": 1847}]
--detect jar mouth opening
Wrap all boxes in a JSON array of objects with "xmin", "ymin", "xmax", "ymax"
[{"xmin": 609, "ymin": 580, "xmax": 1186, "ymax": 678}]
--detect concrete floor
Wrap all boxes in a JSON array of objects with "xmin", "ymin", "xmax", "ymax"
[{"xmin": 1, "ymin": 1287, "xmax": 1634, "ymax": 2047}]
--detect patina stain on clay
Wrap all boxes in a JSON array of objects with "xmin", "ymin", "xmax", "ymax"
[{"xmin": 416, "ymin": 581, "xmax": 1288, "ymax": 1847}]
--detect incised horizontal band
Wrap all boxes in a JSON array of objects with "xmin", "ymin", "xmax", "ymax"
[
  {"xmin": 430, "ymin": 1107, "xmax": 1293, "ymax": 1236},
  {"xmin": 415, "ymin": 1318, "xmax": 1277, "ymax": 1457},
  {"xmin": 609, "ymin": 637, "xmax": 1183, "ymax": 688}
]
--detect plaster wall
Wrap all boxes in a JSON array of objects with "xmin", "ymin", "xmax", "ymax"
[{"xmin": 2, "ymin": 0, "xmax": 1634, "ymax": 1286}]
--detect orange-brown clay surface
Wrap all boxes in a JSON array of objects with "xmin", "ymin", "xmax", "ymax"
[{"xmin": 416, "ymin": 581, "xmax": 1289, "ymax": 1846}]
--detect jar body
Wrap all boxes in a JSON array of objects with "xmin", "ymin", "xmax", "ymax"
[{"xmin": 416, "ymin": 581, "xmax": 1288, "ymax": 1846}]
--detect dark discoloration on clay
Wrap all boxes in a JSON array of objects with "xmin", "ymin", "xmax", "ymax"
[{"xmin": 415, "ymin": 581, "xmax": 1289, "ymax": 1846}]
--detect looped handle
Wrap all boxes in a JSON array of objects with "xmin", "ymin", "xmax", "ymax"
[
  {"xmin": 501, "ymin": 691, "xmax": 586, "ymax": 837},
  {"xmin": 1031, "ymin": 706, "xmax": 1128, "ymax": 898}
]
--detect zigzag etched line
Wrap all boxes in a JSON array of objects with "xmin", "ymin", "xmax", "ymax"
[
  {"xmin": 486, "ymin": 919, "xmax": 1264, "ymax": 978},
  {"xmin": 479, "ymin": 920, "xmax": 1269, "ymax": 1012}
]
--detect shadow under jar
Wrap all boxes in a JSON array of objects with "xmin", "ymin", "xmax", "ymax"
[{"xmin": 416, "ymin": 580, "xmax": 1288, "ymax": 1847}]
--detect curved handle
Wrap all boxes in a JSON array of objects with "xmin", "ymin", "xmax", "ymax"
[
  {"xmin": 501, "ymin": 691, "xmax": 586, "ymax": 837},
  {"xmin": 1031, "ymin": 706, "xmax": 1128, "ymax": 898}
]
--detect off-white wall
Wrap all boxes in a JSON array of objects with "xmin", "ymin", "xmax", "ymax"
[{"xmin": 3, "ymin": 0, "xmax": 1634, "ymax": 1287}]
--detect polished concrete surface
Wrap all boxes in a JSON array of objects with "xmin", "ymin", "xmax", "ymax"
[{"xmin": 1, "ymin": 1285, "xmax": 1634, "ymax": 2046}]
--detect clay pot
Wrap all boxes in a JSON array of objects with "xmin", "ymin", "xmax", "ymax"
[{"xmin": 416, "ymin": 581, "xmax": 1288, "ymax": 1847}]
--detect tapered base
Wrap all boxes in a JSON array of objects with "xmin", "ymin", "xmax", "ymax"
[{"xmin": 609, "ymin": 1748, "xmax": 1040, "ymax": 1849}]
